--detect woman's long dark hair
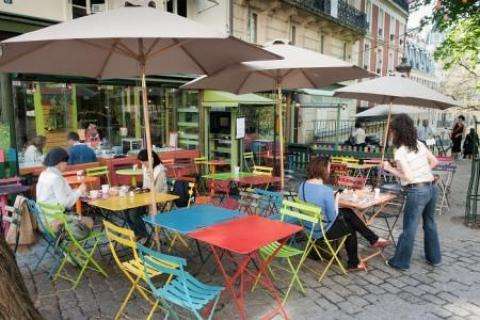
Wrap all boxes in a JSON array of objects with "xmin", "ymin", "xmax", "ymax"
[
  {"xmin": 137, "ymin": 149, "xmax": 162, "ymax": 167},
  {"xmin": 390, "ymin": 114, "xmax": 418, "ymax": 152}
]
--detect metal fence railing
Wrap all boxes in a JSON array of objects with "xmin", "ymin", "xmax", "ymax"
[{"xmin": 310, "ymin": 120, "xmax": 387, "ymax": 144}]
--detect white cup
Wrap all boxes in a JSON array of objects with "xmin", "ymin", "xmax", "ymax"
[
  {"xmin": 89, "ymin": 190, "xmax": 99, "ymax": 199},
  {"xmin": 101, "ymin": 184, "xmax": 110, "ymax": 194},
  {"xmin": 133, "ymin": 164, "xmax": 138, "ymax": 171},
  {"xmin": 374, "ymin": 188, "xmax": 381, "ymax": 199},
  {"xmin": 234, "ymin": 166, "xmax": 240, "ymax": 175}
]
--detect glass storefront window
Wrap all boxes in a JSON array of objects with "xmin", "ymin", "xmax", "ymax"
[{"xmin": 13, "ymin": 79, "xmax": 199, "ymax": 168}]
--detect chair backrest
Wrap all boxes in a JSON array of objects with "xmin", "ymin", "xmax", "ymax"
[
  {"xmin": 281, "ymin": 200, "xmax": 321, "ymax": 240},
  {"xmin": 253, "ymin": 165, "xmax": 273, "ymax": 176},
  {"xmin": 239, "ymin": 190, "xmax": 260, "ymax": 215},
  {"xmin": 137, "ymin": 244, "xmax": 186, "ymax": 293},
  {"xmin": 103, "ymin": 220, "xmax": 139, "ymax": 267},
  {"xmin": 193, "ymin": 156, "xmax": 208, "ymax": 174},
  {"xmin": 243, "ymin": 152, "xmax": 255, "ymax": 172},
  {"xmin": 86, "ymin": 166, "xmax": 110, "ymax": 184},
  {"xmin": 86, "ymin": 166, "xmax": 109, "ymax": 177},
  {"xmin": 254, "ymin": 188, "xmax": 283, "ymax": 216},
  {"xmin": 26, "ymin": 199, "xmax": 58, "ymax": 244}
]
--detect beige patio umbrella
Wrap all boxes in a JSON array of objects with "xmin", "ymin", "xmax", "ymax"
[
  {"xmin": 0, "ymin": 6, "xmax": 279, "ymax": 212},
  {"xmin": 334, "ymin": 75, "xmax": 460, "ymax": 167},
  {"xmin": 182, "ymin": 42, "xmax": 374, "ymax": 189}
]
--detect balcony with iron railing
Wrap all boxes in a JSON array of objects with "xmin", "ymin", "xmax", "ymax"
[{"xmin": 284, "ymin": 0, "xmax": 368, "ymax": 33}]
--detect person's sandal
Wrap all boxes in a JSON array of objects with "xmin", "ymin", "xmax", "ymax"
[
  {"xmin": 371, "ymin": 238, "xmax": 392, "ymax": 249},
  {"xmin": 348, "ymin": 261, "xmax": 368, "ymax": 272}
]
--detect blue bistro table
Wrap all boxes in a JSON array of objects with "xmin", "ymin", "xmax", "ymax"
[{"xmin": 144, "ymin": 204, "xmax": 243, "ymax": 265}]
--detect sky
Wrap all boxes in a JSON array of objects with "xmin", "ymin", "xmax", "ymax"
[{"xmin": 407, "ymin": 1, "xmax": 435, "ymax": 37}]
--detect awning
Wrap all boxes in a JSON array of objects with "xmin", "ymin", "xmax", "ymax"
[{"xmin": 202, "ymin": 90, "xmax": 273, "ymax": 108}]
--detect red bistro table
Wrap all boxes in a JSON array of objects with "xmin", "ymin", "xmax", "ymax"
[
  {"xmin": 237, "ymin": 175, "xmax": 281, "ymax": 189},
  {"xmin": 189, "ymin": 215, "xmax": 302, "ymax": 320}
]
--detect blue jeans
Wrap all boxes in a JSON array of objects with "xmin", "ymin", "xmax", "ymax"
[{"xmin": 388, "ymin": 184, "xmax": 441, "ymax": 269}]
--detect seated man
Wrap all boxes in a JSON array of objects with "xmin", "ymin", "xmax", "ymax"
[{"xmin": 67, "ymin": 131, "xmax": 97, "ymax": 165}]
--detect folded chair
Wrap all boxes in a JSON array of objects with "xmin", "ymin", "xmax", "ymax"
[
  {"xmin": 103, "ymin": 221, "xmax": 179, "ymax": 320},
  {"xmin": 37, "ymin": 202, "xmax": 107, "ymax": 289},
  {"xmin": 238, "ymin": 189, "xmax": 261, "ymax": 215},
  {"xmin": 296, "ymin": 199, "xmax": 348, "ymax": 282},
  {"xmin": 257, "ymin": 200, "xmax": 322, "ymax": 303},
  {"xmin": 137, "ymin": 244, "xmax": 224, "ymax": 320}
]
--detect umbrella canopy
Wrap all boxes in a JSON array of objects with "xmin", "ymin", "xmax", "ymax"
[
  {"xmin": 355, "ymin": 104, "xmax": 426, "ymax": 118},
  {"xmin": 334, "ymin": 76, "xmax": 459, "ymax": 109},
  {"xmin": 182, "ymin": 42, "xmax": 374, "ymax": 189},
  {"xmin": 0, "ymin": 6, "xmax": 279, "ymax": 214},
  {"xmin": 0, "ymin": 6, "xmax": 280, "ymax": 78},
  {"xmin": 181, "ymin": 43, "xmax": 374, "ymax": 93}
]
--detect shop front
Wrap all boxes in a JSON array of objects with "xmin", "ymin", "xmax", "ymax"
[{"xmin": 200, "ymin": 90, "xmax": 274, "ymax": 170}]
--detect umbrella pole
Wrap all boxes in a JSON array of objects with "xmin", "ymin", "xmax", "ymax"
[
  {"xmin": 276, "ymin": 83, "xmax": 285, "ymax": 190},
  {"xmin": 139, "ymin": 63, "xmax": 157, "ymax": 216},
  {"xmin": 379, "ymin": 102, "xmax": 393, "ymax": 182}
]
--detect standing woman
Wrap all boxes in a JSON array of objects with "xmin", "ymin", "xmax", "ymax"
[
  {"xmin": 382, "ymin": 114, "xmax": 441, "ymax": 270},
  {"xmin": 451, "ymin": 115, "xmax": 465, "ymax": 159}
]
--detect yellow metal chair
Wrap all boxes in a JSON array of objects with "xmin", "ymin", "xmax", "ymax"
[
  {"xmin": 103, "ymin": 221, "xmax": 178, "ymax": 320},
  {"xmin": 243, "ymin": 151, "xmax": 256, "ymax": 172},
  {"xmin": 194, "ymin": 156, "xmax": 208, "ymax": 175},
  {"xmin": 85, "ymin": 166, "xmax": 110, "ymax": 185},
  {"xmin": 253, "ymin": 165, "xmax": 273, "ymax": 176}
]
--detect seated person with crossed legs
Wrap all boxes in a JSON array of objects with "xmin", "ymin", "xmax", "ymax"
[{"xmin": 299, "ymin": 157, "xmax": 391, "ymax": 271}]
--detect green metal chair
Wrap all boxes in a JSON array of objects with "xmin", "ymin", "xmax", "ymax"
[
  {"xmin": 256, "ymin": 199, "xmax": 322, "ymax": 303},
  {"xmin": 137, "ymin": 244, "xmax": 224, "ymax": 320},
  {"xmin": 37, "ymin": 202, "xmax": 107, "ymax": 289},
  {"xmin": 85, "ymin": 165, "xmax": 110, "ymax": 185}
]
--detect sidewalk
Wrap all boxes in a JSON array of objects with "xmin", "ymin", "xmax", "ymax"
[{"xmin": 17, "ymin": 160, "xmax": 480, "ymax": 320}]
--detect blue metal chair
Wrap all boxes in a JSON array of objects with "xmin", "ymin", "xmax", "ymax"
[
  {"xmin": 254, "ymin": 188, "xmax": 283, "ymax": 217},
  {"xmin": 137, "ymin": 244, "xmax": 224, "ymax": 320}
]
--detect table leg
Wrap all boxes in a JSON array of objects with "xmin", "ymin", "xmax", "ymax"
[
  {"xmin": 210, "ymin": 245, "xmax": 249, "ymax": 320},
  {"xmin": 131, "ymin": 176, "xmax": 137, "ymax": 187}
]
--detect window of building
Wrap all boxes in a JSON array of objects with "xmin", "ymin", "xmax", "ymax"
[
  {"xmin": 289, "ymin": 24, "xmax": 296, "ymax": 45},
  {"xmin": 342, "ymin": 42, "xmax": 348, "ymax": 61},
  {"xmin": 378, "ymin": 8, "xmax": 384, "ymax": 37},
  {"xmin": 365, "ymin": 1, "xmax": 372, "ymax": 31},
  {"xmin": 363, "ymin": 43, "xmax": 370, "ymax": 69},
  {"xmin": 72, "ymin": 0, "xmax": 88, "ymax": 18},
  {"xmin": 388, "ymin": 50, "xmax": 394, "ymax": 73},
  {"xmin": 166, "ymin": 0, "xmax": 187, "ymax": 17},
  {"xmin": 4, "ymin": 0, "xmax": 13, "ymax": 4},
  {"xmin": 376, "ymin": 48, "xmax": 383, "ymax": 74},
  {"xmin": 320, "ymin": 34, "xmax": 325, "ymax": 54},
  {"xmin": 390, "ymin": 17, "xmax": 395, "ymax": 42},
  {"xmin": 249, "ymin": 12, "xmax": 258, "ymax": 44}
]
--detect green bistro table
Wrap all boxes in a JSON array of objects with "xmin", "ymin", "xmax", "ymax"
[
  {"xmin": 116, "ymin": 168, "xmax": 143, "ymax": 186},
  {"xmin": 202, "ymin": 172, "xmax": 255, "ymax": 181}
]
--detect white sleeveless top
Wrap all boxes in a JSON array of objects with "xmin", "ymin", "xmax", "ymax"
[{"xmin": 394, "ymin": 141, "xmax": 434, "ymax": 186}]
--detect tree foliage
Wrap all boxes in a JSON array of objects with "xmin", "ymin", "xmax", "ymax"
[{"xmin": 410, "ymin": 0, "xmax": 480, "ymax": 78}]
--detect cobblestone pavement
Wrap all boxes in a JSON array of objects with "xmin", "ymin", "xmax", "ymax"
[{"xmin": 16, "ymin": 160, "xmax": 480, "ymax": 320}]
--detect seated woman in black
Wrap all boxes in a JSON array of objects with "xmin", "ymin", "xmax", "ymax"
[{"xmin": 298, "ymin": 157, "xmax": 391, "ymax": 270}]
